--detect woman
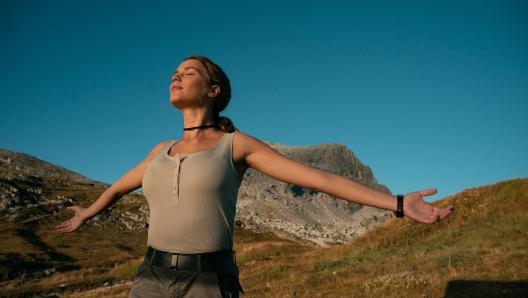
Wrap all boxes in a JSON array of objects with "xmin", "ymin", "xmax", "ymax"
[{"xmin": 56, "ymin": 55, "xmax": 453, "ymax": 297}]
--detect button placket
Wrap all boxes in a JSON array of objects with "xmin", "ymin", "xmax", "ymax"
[{"xmin": 173, "ymin": 154, "xmax": 181, "ymax": 201}]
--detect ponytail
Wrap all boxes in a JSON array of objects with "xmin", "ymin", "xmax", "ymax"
[{"xmin": 214, "ymin": 113, "xmax": 238, "ymax": 133}]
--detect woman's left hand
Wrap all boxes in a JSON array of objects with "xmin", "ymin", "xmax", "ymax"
[{"xmin": 404, "ymin": 189, "xmax": 454, "ymax": 224}]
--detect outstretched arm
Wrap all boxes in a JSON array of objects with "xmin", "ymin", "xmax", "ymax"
[
  {"xmin": 55, "ymin": 142, "xmax": 167, "ymax": 233},
  {"xmin": 234, "ymin": 133, "xmax": 453, "ymax": 224}
]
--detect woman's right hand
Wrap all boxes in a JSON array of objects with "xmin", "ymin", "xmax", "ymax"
[
  {"xmin": 53, "ymin": 141, "xmax": 167, "ymax": 234},
  {"xmin": 55, "ymin": 206, "xmax": 88, "ymax": 233}
]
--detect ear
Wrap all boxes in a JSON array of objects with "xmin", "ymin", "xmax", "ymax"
[{"xmin": 208, "ymin": 85, "xmax": 220, "ymax": 98}]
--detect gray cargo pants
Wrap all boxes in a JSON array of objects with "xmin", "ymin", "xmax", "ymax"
[{"xmin": 128, "ymin": 258, "xmax": 240, "ymax": 298}]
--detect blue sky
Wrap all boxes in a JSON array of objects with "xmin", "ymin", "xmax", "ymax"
[{"xmin": 1, "ymin": 1, "xmax": 527, "ymax": 202}]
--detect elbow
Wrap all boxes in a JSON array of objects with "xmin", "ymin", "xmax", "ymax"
[{"xmin": 105, "ymin": 186, "xmax": 128, "ymax": 200}]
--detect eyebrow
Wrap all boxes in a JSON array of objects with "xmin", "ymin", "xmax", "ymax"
[{"xmin": 173, "ymin": 67, "xmax": 200, "ymax": 75}]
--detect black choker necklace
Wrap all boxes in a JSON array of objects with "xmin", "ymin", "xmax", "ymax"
[{"xmin": 183, "ymin": 124, "xmax": 218, "ymax": 131}]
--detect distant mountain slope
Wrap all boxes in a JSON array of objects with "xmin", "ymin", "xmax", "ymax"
[
  {"xmin": 0, "ymin": 148, "xmax": 108, "ymax": 188},
  {"xmin": 0, "ymin": 143, "xmax": 393, "ymax": 245},
  {"xmin": 238, "ymin": 142, "xmax": 393, "ymax": 245},
  {"xmin": 0, "ymin": 148, "xmax": 141, "ymax": 225},
  {"xmin": 2, "ymin": 145, "xmax": 525, "ymax": 298}
]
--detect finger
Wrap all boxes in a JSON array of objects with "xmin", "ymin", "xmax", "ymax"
[
  {"xmin": 434, "ymin": 208, "xmax": 442, "ymax": 220},
  {"xmin": 439, "ymin": 205, "xmax": 454, "ymax": 220},
  {"xmin": 56, "ymin": 224, "xmax": 72, "ymax": 233},
  {"xmin": 55, "ymin": 221, "xmax": 69, "ymax": 230},
  {"xmin": 424, "ymin": 214, "xmax": 438, "ymax": 224},
  {"xmin": 56, "ymin": 227, "xmax": 70, "ymax": 233},
  {"xmin": 56, "ymin": 218, "xmax": 74, "ymax": 228},
  {"xmin": 419, "ymin": 189, "xmax": 438, "ymax": 197}
]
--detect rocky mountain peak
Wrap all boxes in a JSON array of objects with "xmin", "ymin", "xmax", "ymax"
[
  {"xmin": 236, "ymin": 142, "xmax": 393, "ymax": 245},
  {"xmin": 0, "ymin": 142, "xmax": 393, "ymax": 246}
]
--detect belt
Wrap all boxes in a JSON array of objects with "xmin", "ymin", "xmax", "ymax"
[{"xmin": 145, "ymin": 246, "xmax": 239, "ymax": 277}]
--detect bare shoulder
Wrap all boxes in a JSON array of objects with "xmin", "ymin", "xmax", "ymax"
[
  {"xmin": 233, "ymin": 132, "xmax": 255, "ymax": 141},
  {"xmin": 232, "ymin": 133, "xmax": 266, "ymax": 163},
  {"xmin": 232, "ymin": 132, "xmax": 283, "ymax": 167},
  {"xmin": 233, "ymin": 132, "xmax": 272, "ymax": 152}
]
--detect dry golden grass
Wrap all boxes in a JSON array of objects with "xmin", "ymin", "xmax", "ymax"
[
  {"xmin": 233, "ymin": 178, "xmax": 528, "ymax": 298},
  {"xmin": 1, "ymin": 178, "xmax": 527, "ymax": 297}
]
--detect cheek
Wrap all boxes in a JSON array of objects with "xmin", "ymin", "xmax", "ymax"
[{"xmin": 190, "ymin": 80, "xmax": 210, "ymax": 94}]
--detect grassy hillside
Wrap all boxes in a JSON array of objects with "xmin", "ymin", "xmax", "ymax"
[
  {"xmin": 235, "ymin": 178, "xmax": 528, "ymax": 298},
  {"xmin": 1, "ymin": 178, "xmax": 527, "ymax": 297}
]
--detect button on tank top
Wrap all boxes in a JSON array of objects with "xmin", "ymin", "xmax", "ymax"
[{"xmin": 142, "ymin": 133, "xmax": 243, "ymax": 253}]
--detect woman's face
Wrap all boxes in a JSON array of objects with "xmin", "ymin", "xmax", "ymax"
[{"xmin": 170, "ymin": 59, "xmax": 213, "ymax": 109}]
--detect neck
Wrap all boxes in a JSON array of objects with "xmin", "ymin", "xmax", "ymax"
[
  {"xmin": 178, "ymin": 106, "xmax": 219, "ymax": 139},
  {"xmin": 180, "ymin": 106, "xmax": 214, "ymax": 126},
  {"xmin": 183, "ymin": 124, "xmax": 217, "ymax": 131},
  {"xmin": 181, "ymin": 117, "xmax": 218, "ymax": 139}
]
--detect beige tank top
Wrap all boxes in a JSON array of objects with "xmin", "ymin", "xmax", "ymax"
[{"xmin": 142, "ymin": 133, "xmax": 243, "ymax": 253}]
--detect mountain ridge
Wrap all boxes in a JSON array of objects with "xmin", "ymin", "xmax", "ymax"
[
  {"xmin": 0, "ymin": 148, "xmax": 108, "ymax": 188},
  {"xmin": 1, "ymin": 145, "xmax": 526, "ymax": 297},
  {"xmin": 0, "ymin": 142, "xmax": 393, "ymax": 245}
]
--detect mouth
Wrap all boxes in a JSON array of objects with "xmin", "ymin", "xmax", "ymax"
[{"xmin": 170, "ymin": 85, "xmax": 183, "ymax": 91}]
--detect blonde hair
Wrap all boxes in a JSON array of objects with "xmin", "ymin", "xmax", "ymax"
[{"xmin": 185, "ymin": 55, "xmax": 238, "ymax": 133}]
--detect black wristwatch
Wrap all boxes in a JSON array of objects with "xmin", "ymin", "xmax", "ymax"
[{"xmin": 395, "ymin": 195, "xmax": 404, "ymax": 217}]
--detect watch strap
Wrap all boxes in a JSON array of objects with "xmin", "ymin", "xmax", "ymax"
[{"xmin": 395, "ymin": 195, "xmax": 404, "ymax": 217}]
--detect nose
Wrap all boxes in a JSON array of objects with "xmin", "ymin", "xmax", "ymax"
[{"xmin": 172, "ymin": 74, "xmax": 181, "ymax": 82}]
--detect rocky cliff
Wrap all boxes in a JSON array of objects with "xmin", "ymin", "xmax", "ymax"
[
  {"xmin": 0, "ymin": 143, "xmax": 393, "ymax": 245},
  {"xmin": 236, "ymin": 142, "xmax": 393, "ymax": 245}
]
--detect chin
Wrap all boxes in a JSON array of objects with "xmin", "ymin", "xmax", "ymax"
[
  {"xmin": 170, "ymin": 98, "xmax": 193, "ymax": 110},
  {"xmin": 169, "ymin": 97, "xmax": 179, "ymax": 107},
  {"xmin": 170, "ymin": 95, "xmax": 182, "ymax": 104},
  {"xmin": 170, "ymin": 101, "xmax": 181, "ymax": 109}
]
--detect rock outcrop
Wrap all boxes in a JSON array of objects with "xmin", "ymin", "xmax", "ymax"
[
  {"xmin": 1, "ymin": 143, "xmax": 393, "ymax": 245},
  {"xmin": 236, "ymin": 142, "xmax": 393, "ymax": 245}
]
